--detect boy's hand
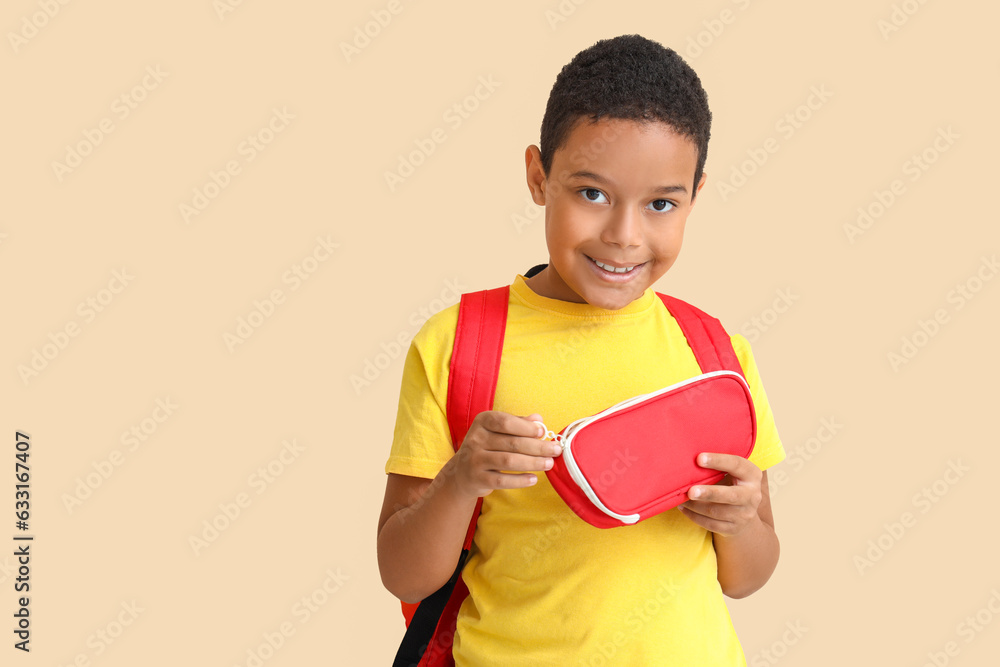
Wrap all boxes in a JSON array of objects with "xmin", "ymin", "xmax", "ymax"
[
  {"xmin": 445, "ymin": 411, "xmax": 561, "ymax": 500},
  {"xmin": 678, "ymin": 453, "xmax": 763, "ymax": 538}
]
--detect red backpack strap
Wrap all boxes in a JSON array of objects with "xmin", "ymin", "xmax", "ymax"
[
  {"xmin": 656, "ymin": 293, "xmax": 743, "ymax": 377},
  {"xmin": 394, "ymin": 286, "xmax": 510, "ymax": 667},
  {"xmin": 446, "ymin": 286, "xmax": 510, "ymax": 450}
]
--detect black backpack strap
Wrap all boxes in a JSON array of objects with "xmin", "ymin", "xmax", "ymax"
[
  {"xmin": 524, "ymin": 263, "xmax": 547, "ymax": 278},
  {"xmin": 392, "ymin": 287, "xmax": 509, "ymax": 666},
  {"xmin": 392, "ymin": 551, "xmax": 471, "ymax": 667}
]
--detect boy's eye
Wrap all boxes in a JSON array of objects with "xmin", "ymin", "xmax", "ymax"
[
  {"xmin": 648, "ymin": 199, "xmax": 675, "ymax": 212},
  {"xmin": 581, "ymin": 188, "xmax": 608, "ymax": 204}
]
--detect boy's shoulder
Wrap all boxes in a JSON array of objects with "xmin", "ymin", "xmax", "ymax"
[
  {"xmin": 408, "ymin": 280, "xmax": 757, "ymax": 357},
  {"xmin": 406, "ymin": 279, "xmax": 515, "ymax": 361},
  {"xmin": 409, "ymin": 300, "xmax": 461, "ymax": 353},
  {"xmin": 409, "ymin": 277, "xmax": 515, "ymax": 347}
]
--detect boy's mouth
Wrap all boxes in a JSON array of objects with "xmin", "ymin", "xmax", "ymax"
[{"xmin": 586, "ymin": 255, "xmax": 644, "ymax": 275}]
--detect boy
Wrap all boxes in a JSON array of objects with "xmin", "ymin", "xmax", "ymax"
[{"xmin": 378, "ymin": 34, "xmax": 786, "ymax": 665}]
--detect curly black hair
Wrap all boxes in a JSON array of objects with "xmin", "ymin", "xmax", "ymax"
[{"xmin": 539, "ymin": 34, "xmax": 712, "ymax": 197}]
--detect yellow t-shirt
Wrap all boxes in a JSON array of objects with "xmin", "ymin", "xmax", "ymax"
[{"xmin": 386, "ymin": 274, "xmax": 786, "ymax": 666}]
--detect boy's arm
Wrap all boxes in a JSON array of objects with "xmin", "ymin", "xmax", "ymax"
[
  {"xmin": 679, "ymin": 455, "xmax": 779, "ymax": 599},
  {"xmin": 712, "ymin": 469, "xmax": 778, "ymax": 599},
  {"xmin": 378, "ymin": 411, "xmax": 560, "ymax": 604},
  {"xmin": 377, "ymin": 466, "xmax": 479, "ymax": 604}
]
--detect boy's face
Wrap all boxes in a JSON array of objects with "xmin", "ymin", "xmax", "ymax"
[{"xmin": 525, "ymin": 118, "xmax": 705, "ymax": 310}]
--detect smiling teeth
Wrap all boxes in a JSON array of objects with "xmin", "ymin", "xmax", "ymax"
[{"xmin": 593, "ymin": 259, "xmax": 637, "ymax": 273}]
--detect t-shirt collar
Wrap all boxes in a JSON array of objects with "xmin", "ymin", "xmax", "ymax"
[{"xmin": 510, "ymin": 273, "xmax": 656, "ymax": 319}]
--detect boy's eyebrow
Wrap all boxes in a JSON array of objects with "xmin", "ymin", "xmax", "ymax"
[{"xmin": 568, "ymin": 170, "xmax": 688, "ymax": 195}]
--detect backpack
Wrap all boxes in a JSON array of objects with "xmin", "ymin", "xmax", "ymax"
[{"xmin": 392, "ymin": 279, "xmax": 745, "ymax": 667}]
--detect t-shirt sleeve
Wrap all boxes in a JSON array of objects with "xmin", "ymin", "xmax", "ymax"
[
  {"xmin": 729, "ymin": 333, "xmax": 786, "ymax": 472},
  {"xmin": 384, "ymin": 306, "xmax": 460, "ymax": 480}
]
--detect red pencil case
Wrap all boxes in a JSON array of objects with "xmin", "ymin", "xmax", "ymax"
[{"xmin": 541, "ymin": 370, "xmax": 756, "ymax": 528}]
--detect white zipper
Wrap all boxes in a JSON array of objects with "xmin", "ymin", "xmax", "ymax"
[{"xmin": 549, "ymin": 370, "xmax": 751, "ymax": 525}]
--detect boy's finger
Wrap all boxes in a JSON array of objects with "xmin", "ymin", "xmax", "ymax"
[
  {"xmin": 519, "ymin": 414, "xmax": 545, "ymax": 438},
  {"xmin": 696, "ymin": 453, "xmax": 759, "ymax": 481},
  {"xmin": 493, "ymin": 434, "xmax": 562, "ymax": 459},
  {"xmin": 487, "ymin": 471, "xmax": 540, "ymax": 489},
  {"xmin": 487, "ymin": 450, "xmax": 556, "ymax": 473},
  {"xmin": 687, "ymin": 482, "xmax": 744, "ymax": 506},
  {"xmin": 481, "ymin": 411, "xmax": 544, "ymax": 438}
]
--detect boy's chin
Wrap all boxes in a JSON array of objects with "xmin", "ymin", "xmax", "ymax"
[
  {"xmin": 574, "ymin": 265, "xmax": 662, "ymax": 310},
  {"xmin": 577, "ymin": 285, "xmax": 648, "ymax": 311},
  {"xmin": 532, "ymin": 262, "xmax": 657, "ymax": 308}
]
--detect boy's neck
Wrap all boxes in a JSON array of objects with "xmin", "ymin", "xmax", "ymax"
[{"xmin": 523, "ymin": 264, "xmax": 587, "ymax": 305}]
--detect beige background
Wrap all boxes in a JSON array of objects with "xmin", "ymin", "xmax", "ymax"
[{"xmin": 2, "ymin": 0, "xmax": 997, "ymax": 664}]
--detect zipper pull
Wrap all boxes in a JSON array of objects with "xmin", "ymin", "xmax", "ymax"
[{"xmin": 534, "ymin": 421, "xmax": 564, "ymax": 449}]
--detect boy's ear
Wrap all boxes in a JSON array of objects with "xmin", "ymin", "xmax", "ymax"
[
  {"xmin": 525, "ymin": 145, "xmax": 547, "ymax": 206},
  {"xmin": 690, "ymin": 172, "xmax": 707, "ymax": 206}
]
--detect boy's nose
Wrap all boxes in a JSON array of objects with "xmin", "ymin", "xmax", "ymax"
[{"xmin": 600, "ymin": 206, "xmax": 643, "ymax": 248}]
